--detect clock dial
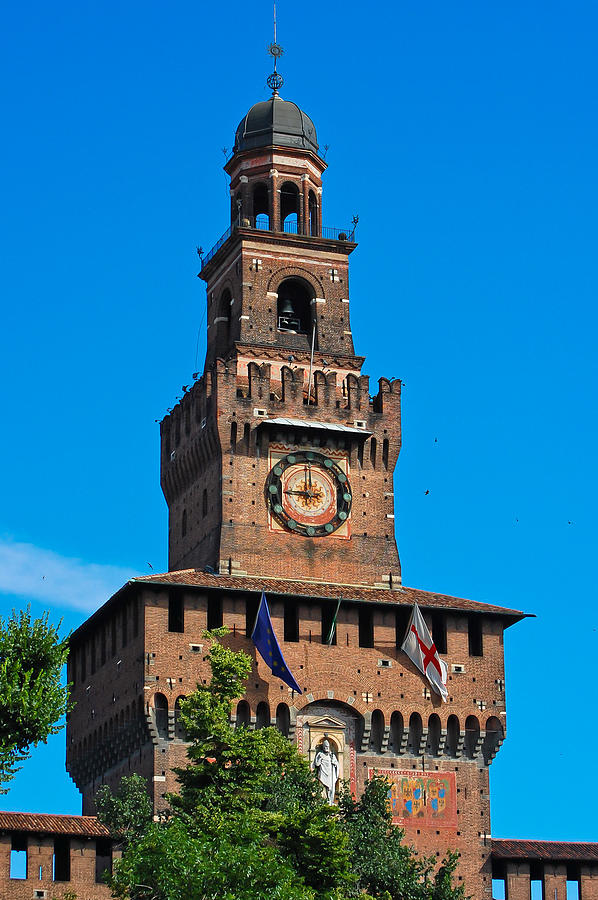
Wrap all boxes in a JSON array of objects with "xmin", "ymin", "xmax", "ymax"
[{"xmin": 266, "ymin": 451, "xmax": 352, "ymax": 537}]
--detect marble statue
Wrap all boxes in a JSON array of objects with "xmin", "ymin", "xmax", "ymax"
[{"xmin": 313, "ymin": 739, "xmax": 339, "ymax": 804}]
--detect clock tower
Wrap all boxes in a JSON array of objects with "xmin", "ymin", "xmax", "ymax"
[{"xmin": 160, "ymin": 89, "xmax": 402, "ymax": 589}]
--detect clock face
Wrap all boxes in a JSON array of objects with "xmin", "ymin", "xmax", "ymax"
[{"xmin": 266, "ymin": 450, "xmax": 352, "ymax": 537}]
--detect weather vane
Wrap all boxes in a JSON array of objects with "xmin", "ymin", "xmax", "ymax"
[{"xmin": 267, "ymin": 1, "xmax": 284, "ymax": 95}]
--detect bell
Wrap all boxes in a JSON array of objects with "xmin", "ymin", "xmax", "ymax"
[{"xmin": 279, "ymin": 296, "xmax": 295, "ymax": 317}]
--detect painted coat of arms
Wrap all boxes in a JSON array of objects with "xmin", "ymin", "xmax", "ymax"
[{"xmin": 368, "ymin": 768, "xmax": 457, "ymax": 828}]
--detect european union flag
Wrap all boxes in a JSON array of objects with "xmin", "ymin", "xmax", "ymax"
[{"xmin": 251, "ymin": 590, "xmax": 302, "ymax": 694}]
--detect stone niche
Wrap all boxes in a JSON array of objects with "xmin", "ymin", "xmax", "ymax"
[{"xmin": 296, "ymin": 701, "xmax": 363, "ymax": 801}]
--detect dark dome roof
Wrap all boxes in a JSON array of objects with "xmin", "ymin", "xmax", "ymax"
[{"xmin": 234, "ymin": 97, "xmax": 318, "ymax": 154}]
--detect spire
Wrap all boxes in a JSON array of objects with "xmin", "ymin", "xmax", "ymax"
[{"xmin": 266, "ymin": 1, "xmax": 284, "ymax": 97}]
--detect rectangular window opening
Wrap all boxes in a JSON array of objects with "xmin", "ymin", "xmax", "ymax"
[
  {"xmin": 246, "ymin": 596, "xmax": 259, "ymax": 637},
  {"xmin": 168, "ymin": 593, "xmax": 184, "ymax": 633},
  {"xmin": 468, "ymin": 615, "xmax": 483, "ymax": 657},
  {"xmin": 53, "ymin": 837, "xmax": 71, "ymax": 882},
  {"xmin": 111, "ymin": 617, "xmax": 117, "ymax": 656},
  {"xmin": 283, "ymin": 600, "xmax": 299, "ymax": 642},
  {"xmin": 395, "ymin": 608, "xmax": 410, "ymax": 649},
  {"xmin": 358, "ymin": 607, "xmax": 374, "ymax": 648},
  {"xmin": 10, "ymin": 839, "xmax": 27, "ymax": 880},
  {"xmin": 432, "ymin": 612, "xmax": 447, "ymax": 655},
  {"xmin": 95, "ymin": 838, "xmax": 112, "ymax": 883},
  {"xmin": 530, "ymin": 880, "xmax": 543, "ymax": 900},
  {"xmin": 567, "ymin": 880, "xmax": 580, "ymax": 899},
  {"xmin": 491, "ymin": 878, "xmax": 506, "ymax": 900},
  {"xmin": 207, "ymin": 596, "xmax": 223, "ymax": 631}
]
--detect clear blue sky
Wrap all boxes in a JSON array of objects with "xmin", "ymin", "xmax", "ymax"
[{"xmin": 1, "ymin": 0, "xmax": 596, "ymax": 842}]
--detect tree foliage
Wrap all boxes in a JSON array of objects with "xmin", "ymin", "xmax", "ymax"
[
  {"xmin": 95, "ymin": 774, "xmax": 154, "ymax": 849},
  {"xmin": 0, "ymin": 607, "xmax": 70, "ymax": 791},
  {"xmin": 100, "ymin": 629, "xmax": 467, "ymax": 900}
]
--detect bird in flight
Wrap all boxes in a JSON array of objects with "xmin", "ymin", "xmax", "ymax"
[
  {"xmin": 424, "ymin": 490, "xmax": 430, "ymax": 496},
  {"xmin": 147, "ymin": 562, "xmax": 154, "ymax": 570}
]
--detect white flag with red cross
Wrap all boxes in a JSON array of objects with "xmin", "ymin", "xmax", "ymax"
[{"xmin": 401, "ymin": 603, "xmax": 448, "ymax": 701}]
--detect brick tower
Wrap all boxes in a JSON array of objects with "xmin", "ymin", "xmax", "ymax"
[
  {"xmin": 66, "ymin": 82, "xmax": 528, "ymax": 899},
  {"xmin": 160, "ymin": 93, "xmax": 402, "ymax": 588}
]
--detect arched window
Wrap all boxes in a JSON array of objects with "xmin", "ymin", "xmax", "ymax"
[
  {"xmin": 346, "ymin": 374, "xmax": 359, "ymax": 409},
  {"xmin": 314, "ymin": 370, "xmax": 327, "ymax": 406},
  {"xmin": 174, "ymin": 696, "xmax": 187, "ymax": 741},
  {"xmin": 464, "ymin": 715, "xmax": 480, "ymax": 759},
  {"xmin": 218, "ymin": 289, "xmax": 232, "ymax": 341},
  {"xmin": 446, "ymin": 714, "xmax": 460, "ymax": 757},
  {"xmin": 483, "ymin": 716, "xmax": 504, "ymax": 764},
  {"xmin": 153, "ymin": 693, "xmax": 169, "ymax": 741},
  {"xmin": 253, "ymin": 182, "xmax": 269, "ymax": 230},
  {"xmin": 243, "ymin": 422, "xmax": 251, "ymax": 454},
  {"xmin": 277, "ymin": 278, "xmax": 313, "ymax": 335},
  {"xmin": 382, "ymin": 439, "xmax": 389, "ymax": 470},
  {"xmin": 275, "ymin": 703, "xmax": 290, "ymax": 738},
  {"xmin": 181, "ymin": 509, "xmax": 187, "ymax": 538},
  {"xmin": 202, "ymin": 488, "xmax": 208, "ymax": 517},
  {"xmin": 370, "ymin": 437, "xmax": 377, "ymax": 469},
  {"xmin": 281, "ymin": 365, "xmax": 294, "ymax": 402},
  {"xmin": 256, "ymin": 701, "xmax": 270, "ymax": 729},
  {"xmin": 236, "ymin": 700, "xmax": 250, "ymax": 728},
  {"xmin": 308, "ymin": 190, "xmax": 318, "ymax": 236},
  {"xmin": 407, "ymin": 712, "xmax": 423, "ymax": 755},
  {"xmin": 427, "ymin": 714, "xmax": 441, "ymax": 757},
  {"xmin": 389, "ymin": 711, "xmax": 404, "ymax": 754},
  {"xmin": 280, "ymin": 181, "xmax": 300, "ymax": 232},
  {"xmin": 370, "ymin": 709, "xmax": 384, "ymax": 753},
  {"xmin": 230, "ymin": 420, "xmax": 237, "ymax": 451}
]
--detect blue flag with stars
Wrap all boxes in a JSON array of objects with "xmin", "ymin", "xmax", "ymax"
[{"xmin": 251, "ymin": 591, "xmax": 302, "ymax": 694}]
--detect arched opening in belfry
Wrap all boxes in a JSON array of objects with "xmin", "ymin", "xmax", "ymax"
[
  {"xmin": 280, "ymin": 181, "xmax": 300, "ymax": 232},
  {"xmin": 253, "ymin": 182, "xmax": 269, "ymax": 230},
  {"xmin": 308, "ymin": 190, "xmax": 318, "ymax": 236},
  {"xmin": 277, "ymin": 277, "xmax": 313, "ymax": 335}
]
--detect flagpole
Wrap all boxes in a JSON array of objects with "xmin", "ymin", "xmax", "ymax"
[{"xmin": 327, "ymin": 596, "xmax": 342, "ymax": 646}]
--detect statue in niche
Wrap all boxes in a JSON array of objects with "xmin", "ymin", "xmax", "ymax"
[{"xmin": 313, "ymin": 738, "xmax": 339, "ymax": 804}]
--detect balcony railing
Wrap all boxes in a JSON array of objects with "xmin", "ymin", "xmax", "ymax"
[{"xmin": 200, "ymin": 220, "xmax": 355, "ymax": 270}]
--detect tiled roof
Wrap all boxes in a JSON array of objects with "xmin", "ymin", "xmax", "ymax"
[
  {"xmin": 0, "ymin": 811, "xmax": 109, "ymax": 837},
  {"xmin": 492, "ymin": 839, "xmax": 598, "ymax": 863},
  {"xmin": 132, "ymin": 570, "xmax": 528, "ymax": 619}
]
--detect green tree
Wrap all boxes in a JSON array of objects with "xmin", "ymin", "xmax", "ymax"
[
  {"xmin": 339, "ymin": 778, "xmax": 467, "ymax": 900},
  {"xmin": 102, "ymin": 629, "xmax": 466, "ymax": 900},
  {"xmin": 95, "ymin": 774, "xmax": 154, "ymax": 849},
  {"xmin": 0, "ymin": 607, "xmax": 70, "ymax": 791}
]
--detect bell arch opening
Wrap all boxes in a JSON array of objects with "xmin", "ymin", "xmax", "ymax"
[
  {"xmin": 280, "ymin": 181, "xmax": 300, "ymax": 232},
  {"xmin": 252, "ymin": 182, "xmax": 270, "ymax": 230},
  {"xmin": 277, "ymin": 277, "xmax": 313, "ymax": 335}
]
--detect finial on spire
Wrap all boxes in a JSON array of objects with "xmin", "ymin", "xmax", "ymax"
[{"xmin": 267, "ymin": 1, "xmax": 284, "ymax": 96}]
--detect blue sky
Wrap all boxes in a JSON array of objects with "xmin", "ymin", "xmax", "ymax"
[{"xmin": 1, "ymin": 0, "xmax": 597, "ymax": 842}]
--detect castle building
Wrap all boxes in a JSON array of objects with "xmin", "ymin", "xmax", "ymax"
[{"xmin": 2, "ymin": 77, "xmax": 598, "ymax": 900}]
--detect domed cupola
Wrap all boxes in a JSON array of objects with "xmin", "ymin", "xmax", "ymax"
[{"xmin": 234, "ymin": 97, "xmax": 319, "ymax": 155}]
